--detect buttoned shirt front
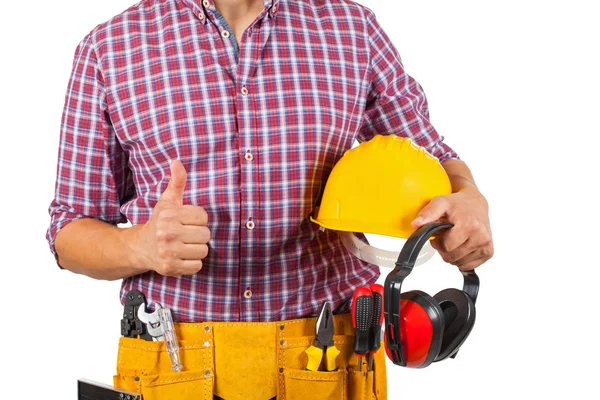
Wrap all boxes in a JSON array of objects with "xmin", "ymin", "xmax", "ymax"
[{"xmin": 47, "ymin": 0, "xmax": 458, "ymax": 322}]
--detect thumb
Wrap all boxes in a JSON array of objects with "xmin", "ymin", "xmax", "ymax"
[
  {"xmin": 411, "ymin": 196, "xmax": 449, "ymax": 228},
  {"xmin": 159, "ymin": 159, "xmax": 187, "ymax": 206}
]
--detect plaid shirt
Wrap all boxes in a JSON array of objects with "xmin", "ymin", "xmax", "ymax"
[{"xmin": 47, "ymin": 0, "xmax": 458, "ymax": 322}]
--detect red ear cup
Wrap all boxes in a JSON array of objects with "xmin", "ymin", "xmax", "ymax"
[
  {"xmin": 432, "ymin": 288, "xmax": 476, "ymax": 362},
  {"xmin": 396, "ymin": 290, "xmax": 444, "ymax": 368}
]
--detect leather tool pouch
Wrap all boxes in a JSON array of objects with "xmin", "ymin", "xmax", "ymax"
[
  {"xmin": 113, "ymin": 315, "xmax": 387, "ymax": 400},
  {"xmin": 276, "ymin": 316, "xmax": 387, "ymax": 400},
  {"xmin": 113, "ymin": 331, "xmax": 214, "ymax": 400}
]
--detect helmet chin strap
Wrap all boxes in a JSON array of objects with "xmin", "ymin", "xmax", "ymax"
[{"xmin": 339, "ymin": 231, "xmax": 436, "ymax": 268}]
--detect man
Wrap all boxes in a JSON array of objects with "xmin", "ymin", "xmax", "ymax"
[{"xmin": 47, "ymin": 0, "xmax": 493, "ymax": 398}]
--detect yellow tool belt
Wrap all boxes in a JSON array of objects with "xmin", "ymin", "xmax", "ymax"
[{"xmin": 113, "ymin": 313, "xmax": 387, "ymax": 400}]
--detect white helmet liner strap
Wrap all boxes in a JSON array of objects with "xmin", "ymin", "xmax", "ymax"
[{"xmin": 339, "ymin": 231, "xmax": 436, "ymax": 268}]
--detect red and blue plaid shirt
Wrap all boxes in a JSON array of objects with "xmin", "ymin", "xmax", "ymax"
[{"xmin": 47, "ymin": 0, "xmax": 458, "ymax": 322}]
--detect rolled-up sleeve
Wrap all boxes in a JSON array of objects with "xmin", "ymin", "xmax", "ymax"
[
  {"xmin": 358, "ymin": 10, "xmax": 459, "ymax": 162},
  {"xmin": 46, "ymin": 34, "xmax": 131, "ymax": 268}
]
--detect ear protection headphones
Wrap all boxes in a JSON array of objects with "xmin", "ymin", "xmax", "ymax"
[{"xmin": 383, "ymin": 222, "xmax": 479, "ymax": 368}]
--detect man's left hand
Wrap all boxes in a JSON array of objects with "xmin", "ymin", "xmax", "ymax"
[{"xmin": 411, "ymin": 187, "xmax": 493, "ymax": 271}]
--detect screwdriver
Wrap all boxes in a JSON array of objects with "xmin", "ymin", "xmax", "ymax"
[
  {"xmin": 367, "ymin": 283, "xmax": 384, "ymax": 371},
  {"xmin": 352, "ymin": 286, "xmax": 373, "ymax": 372},
  {"xmin": 157, "ymin": 307, "xmax": 183, "ymax": 372}
]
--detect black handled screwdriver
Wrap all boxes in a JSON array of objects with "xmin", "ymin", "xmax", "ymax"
[{"xmin": 352, "ymin": 286, "xmax": 374, "ymax": 372}]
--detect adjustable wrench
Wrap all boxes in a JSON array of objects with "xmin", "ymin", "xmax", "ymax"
[{"xmin": 137, "ymin": 303, "xmax": 165, "ymax": 341}]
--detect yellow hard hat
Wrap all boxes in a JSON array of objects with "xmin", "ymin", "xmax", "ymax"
[{"xmin": 311, "ymin": 135, "xmax": 451, "ymax": 239}]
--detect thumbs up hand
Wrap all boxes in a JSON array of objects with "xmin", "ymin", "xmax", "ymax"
[{"xmin": 135, "ymin": 160, "xmax": 211, "ymax": 277}]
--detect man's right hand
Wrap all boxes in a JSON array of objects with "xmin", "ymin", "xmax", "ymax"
[{"xmin": 132, "ymin": 159, "xmax": 211, "ymax": 277}]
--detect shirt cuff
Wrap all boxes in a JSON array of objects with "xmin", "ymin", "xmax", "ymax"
[
  {"xmin": 429, "ymin": 141, "xmax": 460, "ymax": 164},
  {"xmin": 46, "ymin": 209, "xmax": 86, "ymax": 269}
]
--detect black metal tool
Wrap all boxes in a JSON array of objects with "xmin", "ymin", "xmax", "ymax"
[
  {"xmin": 120, "ymin": 289, "xmax": 152, "ymax": 340},
  {"xmin": 78, "ymin": 379, "xmax": 141, "ymax": 400}
]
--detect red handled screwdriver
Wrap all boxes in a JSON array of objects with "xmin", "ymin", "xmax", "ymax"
[
  {"xmin": 367, "ymin": 283, "xmax": 384, "ymax": 371},
  {"xmin": 352, "ymin": 286, "xmax": 374, "ymax": 372}
]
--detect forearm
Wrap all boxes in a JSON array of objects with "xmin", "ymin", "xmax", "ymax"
[
  {"xmin": 54, "ymin": 218, "xmax": 148, "ymax": 281},
  {"xmin": 441, "ymin": 159, "xmax": 480, "ymax": 194}
]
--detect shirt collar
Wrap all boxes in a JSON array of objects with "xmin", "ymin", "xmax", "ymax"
[{"xmin": 181, "ymin": 0, "xmax": 280, "ymax": 25}]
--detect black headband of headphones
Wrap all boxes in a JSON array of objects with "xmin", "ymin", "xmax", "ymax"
[{"xmin": 383, "ymin": 222, "xmax": 480, "ymax": 366}]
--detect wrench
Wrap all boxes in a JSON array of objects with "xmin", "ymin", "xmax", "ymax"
[{"xmin": 137, "ymin": 303, "xmax": 165, "ymax": 341}]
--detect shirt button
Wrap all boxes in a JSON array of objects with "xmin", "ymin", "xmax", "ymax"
[
  {"xmin": 244, "ymin": 290, "xmax": 253, "ymax": 299},
  {"xmin": 270, "ymin": 6, "xmax": 277, "ymax": 16},
  {"xmin": 221, "ymin": 30, "xmax": 231, "ymax": 38},
  {"xmin": 197, "ymin": 12, "xmax": 205, "ymax": 20},
  {"xmin": 241, "ymin": 86, "xmax": 249, "ymax": 96},
  {"xmin": 246, "ymin": 220, "xmax": 255, "ymax": 230},
  {"xmin": 202, "ymin": 0, "xmax": 210, "ymax": 7},
  {"xmin": 245, "ymin": 151, "xmax": 254, "ymax": 161}
]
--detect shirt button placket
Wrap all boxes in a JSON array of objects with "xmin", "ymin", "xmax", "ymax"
[{"xmin": 238, "ymin": 41, "xmax": 254, "ymax": 319}]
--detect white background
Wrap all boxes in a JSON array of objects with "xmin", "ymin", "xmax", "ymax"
[{"xmin": 1, "ymin": 0, "xmax": 599, "ymax": 398}]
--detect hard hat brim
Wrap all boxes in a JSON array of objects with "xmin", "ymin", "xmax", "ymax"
[{"xmin": 310, "ymin": 215, "xmax": 415, "ymax": 240}]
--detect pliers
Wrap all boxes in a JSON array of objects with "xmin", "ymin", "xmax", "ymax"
[{"xmin": 305, "ymin": 302, "xmax": 341, "ymax": 371}]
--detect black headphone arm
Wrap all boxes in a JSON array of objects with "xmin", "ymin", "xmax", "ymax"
[{"xmin": 383, "ymin": 222, "xmax": 480, "ymax": 367}]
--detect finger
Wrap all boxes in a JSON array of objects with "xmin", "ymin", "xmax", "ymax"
[
  {"xmin": 176, "ymin": 243, "xmax": 209, "ymax": 260},
  {"xmin": 457, "ymin": 257, "xmax": 489, "ymax": 271},
  {"xmin": 158, "ymin": 259, "xmax": 204, "ymax": 277},
  {"xmin": 178, "ymin": 204, "xmax": 209, "ymax": 226},
  {"xmin": 445, "ymin": 240, "xmax": 493, "ymax": 269},
  {"xmin": 457, "ymin": 240, "xmax": 494, "ymax": 269},
  {"xmin": 412, "ymin": 196, "xmax": 450, "ymax": 228},
  {"xmin": 179, "ymin": 225, "xmax": 211, "ymax": 244},
  {"xmin": 159, "ymin": 160, "xmax": 188, "ymax": 206},
  {"xmin": 430, "ymin": 227, "xmax": 470, "ymax": 254},
  {"xmin": 435, "ymin": 238, "xmax": 476, "ymax": 264},
  {"xmin": 449, "ymin": 244, "xmax": 483, "ymax": 266},
  {"xmin": 177, "ymin": 259, "xmax": 204, "ymax": 274}
]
